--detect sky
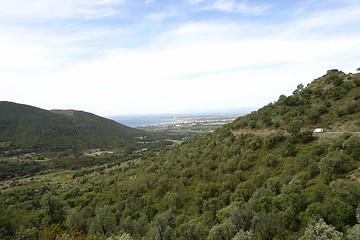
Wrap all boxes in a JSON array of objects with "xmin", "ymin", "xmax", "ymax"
[{"xmin": 1, "ymin": 0, "xmax": 360, "ymax": 116}]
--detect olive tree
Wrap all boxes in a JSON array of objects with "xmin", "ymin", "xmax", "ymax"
[
  {"xmin": 148, "ymin": 211, "xmax": 175, "ymax": 240},
  {"xmin": 300, "ymin": 218, "xmax": 342, "ymax": 240}
]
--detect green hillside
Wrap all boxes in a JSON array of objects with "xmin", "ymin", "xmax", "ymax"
[
  {"xmin": 231, "ymin": 69, "xmax": 360, "ymax": 133},
  {"xmin": 0, "ymin": 102, "xmax": 168, "ymax": 155},
  {"xmin": 1, "ymin": 70, "xmax": 360, "ymax": 240}
]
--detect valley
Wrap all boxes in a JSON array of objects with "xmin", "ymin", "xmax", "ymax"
[{"xmin": 1, "ymin": 70, "xmax": 360, "ymax": 239}]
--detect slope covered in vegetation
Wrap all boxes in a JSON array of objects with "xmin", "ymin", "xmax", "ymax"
[
  {"xmin": 231, "ymin": 69, "xmax": 360, "ymax": 133},
  {"xmin": 0, "ymin": 102, "xmax": 170, "ymax": 155},
  {"xmin": 1, "ymin": 70, "xmax": 360, "ymax": 240}
]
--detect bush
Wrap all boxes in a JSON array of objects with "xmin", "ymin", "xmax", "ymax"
[
  {"xmin": 336, "ymin": 109, "xmax": 346, "ymax": 117},
  {"xmin": 332, "ymin": 76, "xmax": 344, "ymax": 86},
  {"xmin": 343, "ymin": 136, "xmax": 360, "ymax": 160},
  {"xmin": 323, "ymin": 198, "xmax": 356, "ymax": 231},
  {"xmin": 300, "ymin": 218, "xmax": 342, "ymax": 240},
  {"xmin": 232, "ymin": 229, "xmax": 254, "ymax": 240},
  {"xmin": 341, "ymin": 82, "xmax": 354, "ymax": 91},
  {"xmin": 353, "ymin": 78, "xmax": 360, "ymax": 87},
  {"xmin": 319, "ymin": 152, "xmax": 353, "ymax": 183},
  {"xmin": 318, "ymin": 105, "xmax": 328, "ymax": 114},
  {"xmin": 331, "ymin": 87, "xmax": 348, "ymax": 100},
  {"xmin": 264, "ymin": 154, "xmax": 278, "ymax": 168},
  {"xmin": 346, "ymin": 102, "xmax": 360, "ymax": 115},
  {"xmin": 308, "ymin": 110, "xmax": 321, "ymax": 124},
  {"xmin": 264, "ymin": 132, "xmax": 285, "ymax": 149},
  {"xmin": 296, "ymin": 131, "xmax": 315, "ymax": 144},
  {"xmin": 347, "ymin": 224, "xmax": 360, "ymax": 240},
  {"xmin": 0, "ymin": 212, "xmax": 17, "ymax": 239},
  {"xmin": 282, "ymin": 144, "xmax": 297, "ymax": 157},
  {"xmin": 287, "ymin": 120, "xmax": 304, "ymax": 135},
  {"xmin": 207, "ymin": 221, "xmax": 237, "ymax": 240},
  {"xmin": 300, "ymin": 202, "xmax": 325, "ymax": 223}
]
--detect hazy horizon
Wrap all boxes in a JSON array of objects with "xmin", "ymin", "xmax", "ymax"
[{"xmin": 1, "ymin": 0, "xmax": 360, "ymax": 116}]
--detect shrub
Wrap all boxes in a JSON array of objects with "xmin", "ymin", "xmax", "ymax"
[
  {"xmin": 287, "ymin": 120, "xmax": 304, "ymax": 135},
  {"xmin": 300, "ymin": 218, "xmax": 342, "ymax": 240},
  {"xmin": 296, "ymin": 131, "xmax": 315, "ymax": 144},
  {"xmin": 282, "ymin": 144, "xmax": 297, "ymax": 157},
  {"xmin": 343, "ymin": 136, "xmax": 360, "ymax": 160},
  {"xmin": 232, "ymin": 229, "xmax": 254, "ymax": 240},
  {"xmin": 207, "ymin": 221, "xmax": 237, "ymax": 240},
  {"xmin": 265, "ymin": 154, "xmax": 278, "ymax": 168},
  {"xmin": 332, "ymin": 76, "xmax": 344, "ymax": 86},
  {"xmin": 319, "ymin": 152, "xmax": 353, "ymax": 183},
  {"xmin": 347, "ymin": 224, "xmax": 360, "ymax": 240},
  {"xmin": 0, "ymin": 212, "xmax": 17, "ymax": 239},
  {"xmin": 308, "ymin": 110, "xmax": 321, "ymax": 124},
  {"xmin": 318, "ymin": 105, "xmax": 328, "ymax": 114},
  {"xmin": 353, "ymin": 78, "xmax": 360, "ymax": 87},
  {"xmin": 299, "ymin": 202, "xmax": 325, "ymax": 223},
  {"xmin": 330, "ymin": 86, "xmax": 347, "ymax": 100},
  {"xmin": 341, "ymin": 82, "xmax": 354, "ymax": 91}
]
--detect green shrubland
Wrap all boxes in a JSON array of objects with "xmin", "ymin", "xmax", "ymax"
[{"xmin": 1, "ymin": 70, "xmax": 360, "ymax": 239}]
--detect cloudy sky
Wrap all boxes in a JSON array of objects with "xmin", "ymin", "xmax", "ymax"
[{"xmin": 1, "ymin": 0, "xmax": 360, "ymax": 116}]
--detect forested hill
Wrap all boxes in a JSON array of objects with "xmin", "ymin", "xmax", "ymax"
[
  {"xmin": 231, "ymin": 69, "xmax": 360, "ymax": 133},
  {"xmin": 1, "ymin": 70, "xmax": 360, "ymax": 239},
  {"xmin": 0, "ymin": 101, "xmax": 166, "ymax": 154}
]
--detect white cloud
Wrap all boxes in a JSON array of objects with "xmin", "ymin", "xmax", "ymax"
[
  {"xmin": 283, "ymin": 6, "xmax": 360, "ymax": 35},
  {"xmin": 155, "ymin": 22, "xmax": 251, "ymax": 47},
  {"xmin": 146, "ymin": 9, "xmax": 179, "ymax": 21},
  {"xmin": 12, "ymin": 33, "xmax": 355, "ymax": 115},
  {"xmin": 200, "ymin": 0, "xmax": 270, "ymax": 15},
  {"xmin": 0, "ymin": 0, "xmax": 124, "ymax": 19},
  {"xmin": 1, "ymin": 0, "xmax": 360, "ymax": 115},
  {"xmin": 189, "ymin": 0, "xmax": 206, "ymax": 5}
]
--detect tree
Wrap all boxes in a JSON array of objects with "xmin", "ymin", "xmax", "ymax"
[
  {"xmin": 356, "ymin": 67, "xmax": 360, "ymax": 72},
  {"xmin": 346, "ymin": 205, "xmax": 360, "ymax": 240},
  {"xmin": 347, "ymin": 224, "xmax": 360, "ymax": 240},
  {"xmin": 343, "ymin": 136, "xmax": 360, "ymax": 161},
  {"xmin": 0, "ymin": 211, "xmax": 16, "ymax": 239},
  {"xmin": 178, "ymin": 219, "xmax": 204, "ymax": 240},
  {"xmin": 308, "ymin": 109, "xmax": 320, "ymax": 124},
  {"xmin": 108, "ymin": 232, "xmax": 134, "ymax": 240},
  {"xmin": 38, "ymin": 192, "xmax": 65, "ymax": 228},
  {"xmin": 251, "ymin": 213, "xmax": 283, "ymax": 240},
  {"xmin": 207, "ymin": 221, "xmax": 237, "ymax": 240},
  {"xmin": 323, "ymin": 198, "xmax": 355, "ymax": 231},
  {"xmin": 65, "ymin": 208, "xmax": 87, "ymax": 233},
  {"xmin": 300, "ymin": 218, "xmax": 342, "ymax": 240},
  {"xmin": 287, "ymin": 120, "xmax": 304, "ymax": 135},
  {"xmin": 300, "ymin": 202, "xmax": 325, "ymax": 224},
  {"xmin": 293, "ymin": 84, "xmax": 304, "ymax": 95},
  {"xmin": 319, "ymin": 152, "xmax": 352, "ymax": 183},
  {"xmin": 148, "ymin": 211, "xmax": 175, "ymax": 240},
  {"xmin": 89, "ymin": 205, "xmax": 117, "ymax": 236},
  {"xmin": 232, "ymin": 229, "xmax": 254, "ymax": 240}
]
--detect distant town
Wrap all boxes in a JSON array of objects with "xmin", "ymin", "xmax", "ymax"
[{"xmin": 136, "ymin": 114, "xmax": 242, "ymax": 138}]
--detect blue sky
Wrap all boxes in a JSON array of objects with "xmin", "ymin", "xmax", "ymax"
[{"xmin": 1, "ymin": 0, "xmax": 360, "ymax": 116}]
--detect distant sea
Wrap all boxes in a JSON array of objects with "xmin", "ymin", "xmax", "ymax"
[{"xmin": 112, "ymin": 118, "xmax": 176, "ymax": 127}]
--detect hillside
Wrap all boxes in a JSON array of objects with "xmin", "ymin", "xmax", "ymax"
[
  {"xmin": 231, "ymin": 69, "xmax": 360, "ymax": 133},
  {"xmin": 1, "ymin": 70, "xmax": 360, "ymax": 240},
  {"xmin": 0, "ymin": 102, "xmax": 168, "ymax": 155}
]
